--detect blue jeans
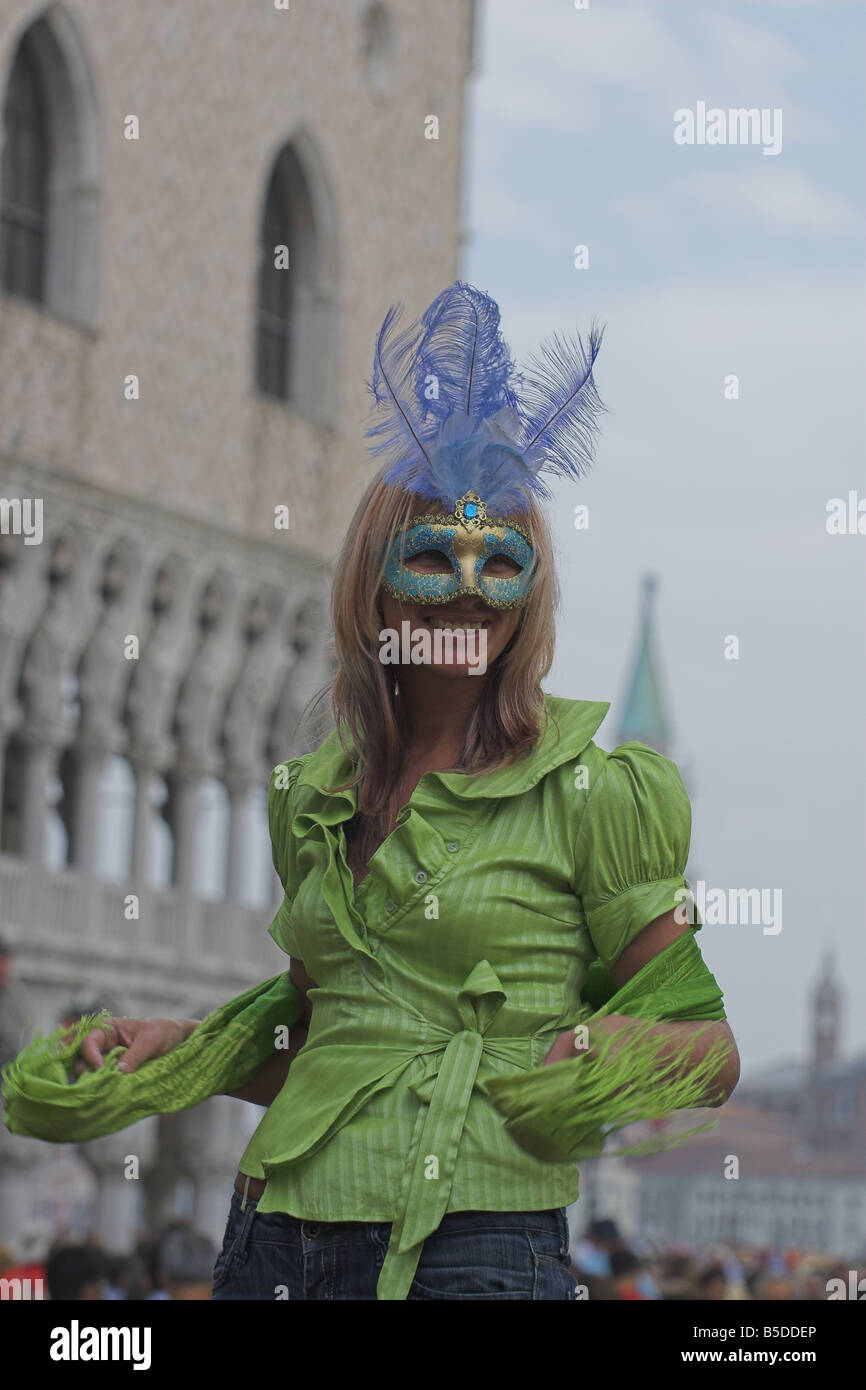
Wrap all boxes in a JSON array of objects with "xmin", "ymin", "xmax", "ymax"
[{"xmin": 211, "ymin": 1189, "xmax": 578, "ymax": 1300}]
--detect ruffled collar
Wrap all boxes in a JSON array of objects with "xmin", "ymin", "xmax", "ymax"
[{"xmin": 294, "ymin": 693, "xmax": 610, "ymax": 804}]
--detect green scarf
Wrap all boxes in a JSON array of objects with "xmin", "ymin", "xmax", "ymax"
[
  {"xmin": 2, "ymin": 933, "xmax": 729, "ymax": 1161},
  {"xmin": 1, "ymin": 972, "xmax": 302, "ymax": 1143},
  {"xmin": 485, "ymin": 929, "xmax": 731, "ymax": 1160}
]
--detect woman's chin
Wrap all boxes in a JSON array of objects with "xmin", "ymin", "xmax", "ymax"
[
  {"xmin": 403, "ymin": 653, "xmax": 492, "ymax": 681},
  {"xmin": 413, "ymin": 658, "xmax": 488, "ymax": 679}
]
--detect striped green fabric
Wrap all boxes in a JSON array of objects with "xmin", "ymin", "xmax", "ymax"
[{"xmin": 238, "ymin": 693, "xmax": 721, "ymax": 1300}]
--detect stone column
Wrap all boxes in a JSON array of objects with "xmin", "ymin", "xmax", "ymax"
[
  {"xmin": 224, "ymin": 777, "xmax": 251, "ymax": 904},
  {"xmin": 78, "ymin": 1117, "xmax": 160, "ymax": 1253},
  {"xmin": 141, "ymin": 1114, "xmax": 184, "ymax": 1235},
  {"xmin": 0, "ymin": 1131, "xmax": 47, "ymax": 1254},
  {"xmin": 175, "ymin": 1097, "xmax": 245, "ymax": 1247},
  {"xmin": 170, "ymin": 773, "xmax": 201, "ymax": 895},
  {"xmin": 69, "ymin": 740, "xmax": 107, "ymax": 874},
  {"xmin": 20, "ymin": 733, "xmax": 60, "ymax": 866},
  {"xmin": 129, "ymin": 760, "xmax": 156, "ymax": 885}
]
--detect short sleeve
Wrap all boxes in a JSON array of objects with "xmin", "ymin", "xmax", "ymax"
[
  {"xmin": 266, "ymin": 757, "xmax": 305, "ymax": 956},
  {"xmin": 573, "ymin": 741, "xmax": 694, "ymax": 971}
]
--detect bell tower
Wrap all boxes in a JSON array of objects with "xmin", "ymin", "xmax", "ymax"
[
  {"xmin": 812, "ymin": 951, "xmax": 839, "ymax": 1069},
  {"xmin": 616, "ymin": 573, "xmax": 672, "ymax": 755}
]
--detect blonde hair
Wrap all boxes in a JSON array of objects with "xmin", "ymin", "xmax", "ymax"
[{"xmin": 305, "ymin": 472, "xmax": 559, "ymax": 818}]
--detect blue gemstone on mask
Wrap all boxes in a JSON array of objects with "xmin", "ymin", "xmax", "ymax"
[{"xmin": 463, "ymin": 501, "xmax": 478, "ymax": 518}]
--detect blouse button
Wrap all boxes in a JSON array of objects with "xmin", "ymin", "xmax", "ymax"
[
  {"xmin": 385, "ymin": 899, "xmax": 397, "ymax": 913},
  {"xmin": 446, "ymin": 841, "xmax": 459, "ymax": 853},
  {"xmin": 414, "ymin": 870, "xmax": 428, "ymax": 884}
]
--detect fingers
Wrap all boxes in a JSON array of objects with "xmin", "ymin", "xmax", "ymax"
[
  {"xmin": 79, "ymin": 1025, "xmax": 114, "ymax": 1071},
  {"xmin": 70, "ymin": 1017, "xmax": 181, "ymax": 1077},
  {"xmin": 116, "ymin": 1021, "xmax": 177, "ymax": 1074},
  {"xmin": 78, "ymin": 1019, "xmax": 130, "ymax": 1072}
]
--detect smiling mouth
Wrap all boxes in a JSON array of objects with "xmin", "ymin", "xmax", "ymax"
[{"xmin": 419, "ymin": 613, "xmax": 492, "ymax": 630}]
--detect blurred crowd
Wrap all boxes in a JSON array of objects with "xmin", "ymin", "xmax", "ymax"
[
  {"xmin": 570, "ymin": 1217, "xmax": 862, "ymax": 1300},
  {"xmin": 1, "ymin": 1214, "xmax": 860, "ymax": 1299},
  {"xmin": 0, "ymin": 1221, "xmax": 217, "ymax": 1300}
]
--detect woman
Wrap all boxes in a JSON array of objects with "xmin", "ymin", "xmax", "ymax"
[{"xmin": 70, "ymin": 283, "xmax": 739, "ymax": 1300}]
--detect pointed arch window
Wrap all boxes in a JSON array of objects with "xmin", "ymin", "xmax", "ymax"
[
  {"xmin": 254, "ymin": 136, "xmax": 339, "ymax": 424},
  {"xmin": 0, "ymin": 28, "xmax": 49, "ymax": 303},
  {"xmin": 0, "ymin": 6, "xmax": 103, "ymax": 326},
  {"xmin": 255, "ymin": 151, "xmax": 298, "ymax": 400}
]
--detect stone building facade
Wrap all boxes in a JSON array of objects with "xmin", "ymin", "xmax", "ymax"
[{"xmin": 0, "ymin": 0, "xmax": 475, "ymax": 1256}]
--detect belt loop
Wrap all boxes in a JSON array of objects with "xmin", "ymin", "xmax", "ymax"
[{"xmin": 240, "ymin": 1174, "xmax": 251, "ymax": 1213}]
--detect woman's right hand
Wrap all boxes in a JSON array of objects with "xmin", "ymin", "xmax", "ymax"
[{"xmin": 71, "ymin": 1017, "xmax": 198, "ymax": 1076}]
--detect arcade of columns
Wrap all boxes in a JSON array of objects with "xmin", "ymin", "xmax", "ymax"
[{"xmin": 0, "ymin": 465, "xmax": 332, "ymax": 1251}]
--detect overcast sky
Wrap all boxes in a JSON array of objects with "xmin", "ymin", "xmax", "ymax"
[{"xmin": 462, "ymin": 0, "xmax": 865, "ymax": 1077}]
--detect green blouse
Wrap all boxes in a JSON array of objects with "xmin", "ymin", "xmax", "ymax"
[{"xmin": 237, "ymin": 693, "xmax": 700, "ymax": 1299}]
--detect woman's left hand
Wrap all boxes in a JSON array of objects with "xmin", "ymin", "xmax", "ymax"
[{"xmin": 542, "ymin": 1015, "xmax": 635, "ymax": 1066}]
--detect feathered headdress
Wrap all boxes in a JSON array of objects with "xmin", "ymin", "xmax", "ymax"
[{"xmin": 364, "ymin": 281, "xmax": 606, "ymax": 515}]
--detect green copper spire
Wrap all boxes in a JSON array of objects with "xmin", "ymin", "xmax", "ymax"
[{"xmin": 617, "ymin": 574, "xmax": 671, "ymax": 754}]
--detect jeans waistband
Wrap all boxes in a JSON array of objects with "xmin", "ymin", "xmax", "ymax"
[{"xmin": 228, "ymin": 1187, "xmax": 567, "ymax": 1241}]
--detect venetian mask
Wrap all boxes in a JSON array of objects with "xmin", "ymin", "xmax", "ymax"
[{"xmin": 382, "ymin": 490, "xmax": 534, "ymax": 610}]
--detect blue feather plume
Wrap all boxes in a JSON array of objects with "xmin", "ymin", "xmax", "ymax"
[
  {"xmin": 420, "ymin": 409, "xmax": 546, "ymax": 514},
  {"xmin": 516, "ymin": 323, "xmax": 606, "ymax": 483},
  {"xmin": 364, "ymin": 301, "xmax": 434, "ymax": 485},
  {"xmin": 364, "ymin": 282, "xmax": 606, "ymax": 513},
  {"xmin": 413, "ymin": 281, "xmax": 520, "ymax": 425},
  {"xmin": 364, "ymin": 283, "xmax": 521, "ymax": 496}
]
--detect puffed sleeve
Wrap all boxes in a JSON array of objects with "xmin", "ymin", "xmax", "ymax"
[
  {"xmin": 573, "ymin": 741, "xmax": 695, "ymax": 971},
  {"xmin": 266, "ymin": 757, "xmax": 305, "ymax": 957}
]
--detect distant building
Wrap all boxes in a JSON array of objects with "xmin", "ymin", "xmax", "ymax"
[{"xmin": 0, "ymin": 0, "xmax": 476, "ymax": 1254}]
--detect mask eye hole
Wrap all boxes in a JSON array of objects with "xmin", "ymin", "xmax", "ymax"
[
  {"xmin": 482, "ymin": 552, "xmax": 522, "ymax": 577},
  {"xmin": 404, "ymin": 548, "xmax": 452, "ymax": 574}
]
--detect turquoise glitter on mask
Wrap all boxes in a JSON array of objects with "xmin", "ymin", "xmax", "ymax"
[{"xmin": 383, "ymin": 514, "xmax": 535, "ymax": 610}]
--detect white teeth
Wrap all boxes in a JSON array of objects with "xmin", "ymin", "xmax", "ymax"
[{"xmin": 425, "ymin": 618, "xmax": 487, "ymax": 629}]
